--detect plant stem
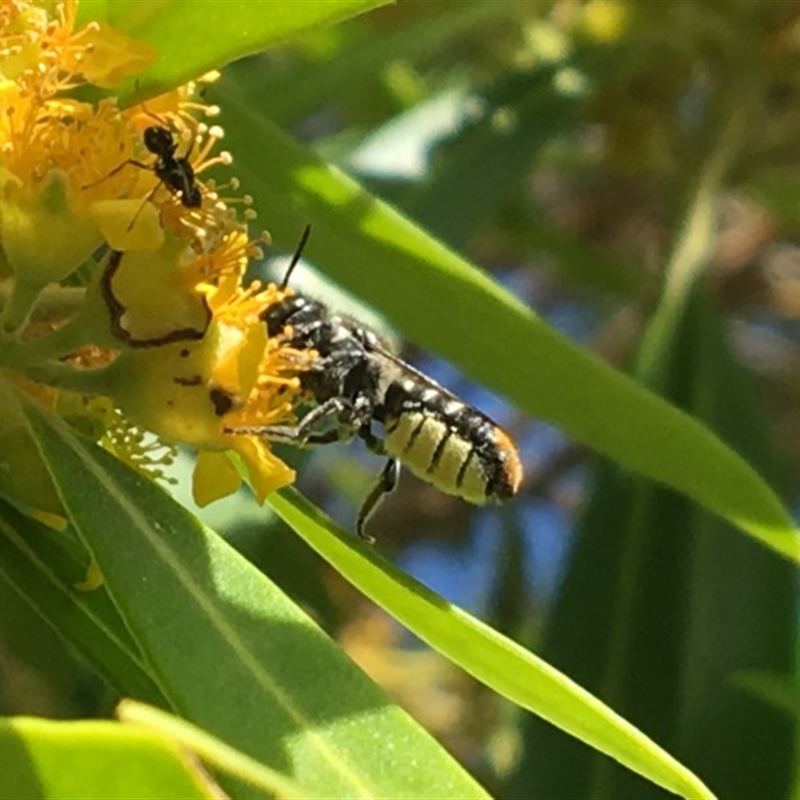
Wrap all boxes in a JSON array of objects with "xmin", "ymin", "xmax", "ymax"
[
  {"xmin": 10, "ymin": 360, "xmax": 118, "ymax": 396},
  {"xmin": 636, "ymin": 95, "xmax": 751, "ymax": 386},
  {"xmin": 0, "ymin": 277, "xmax": 43, "ymax": 336},
  {"xmin": 0, "ymin": 281, "xmax": 86, "ymax": 322}
]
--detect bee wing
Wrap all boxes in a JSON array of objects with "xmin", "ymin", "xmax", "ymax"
[
  {"xmin": 363, "ymin": 339, "xmax": 468, "ymax": 405},
  {"xmin": 365, "ymin": 340, "xmax": 514, "ymax": 432}
]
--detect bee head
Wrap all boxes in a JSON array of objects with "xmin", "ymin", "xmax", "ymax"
[{"xmin": 261, "ymin": 295, "xmax": 310, "ymax": 337}]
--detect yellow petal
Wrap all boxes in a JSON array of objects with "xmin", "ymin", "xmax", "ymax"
[
  {"xmin": 114, "ymin": 339, "xmax": 226, "ymax": 448},
  {"xmin": 239, "ymin": 323, "xmax": 269, "ymax": 396},
  {"xmin": 90, "ymin": 199, "xmax": 165, "ymax": 252},
  {"xmin": 212, "ymin": 320, "xmax": 266, "ymax": 397},
  {"xmin": 232, "ymin": 436, "xmax": 295, "ymax": 503},
  {"xmin": 68, "ymin": 22, "xmax": 158, "ymax": 88},
  {"xmin": 0, "ymin": 171, "xmax": 101, "ymax": 283},
  {"xmin": 193, "ymin": 450, "xmax": 242, "ymax": 507},
  {"xmin": 102, "ymin": 244, "xmax": 211, "ymax": 347},
  {"xmin": 28, "ymin": 510, "xmax": 69, "ymax": 532},
  {"xmin": 75, "ymin": 559, "xmax": 105, "ymax": 592}
]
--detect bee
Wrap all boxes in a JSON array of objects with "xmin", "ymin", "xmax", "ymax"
[
  {"xmin": 83, "ymin": 119, "xmax": 202, "ymax": 229},
  {"xmin": 228, "ymin": 227, "xmax": 523, "ymax": 540}
]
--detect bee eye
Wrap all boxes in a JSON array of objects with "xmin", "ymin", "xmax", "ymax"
[{"xmin": 261, "ymin": 296, "xmax": 305, "ymax": 337}]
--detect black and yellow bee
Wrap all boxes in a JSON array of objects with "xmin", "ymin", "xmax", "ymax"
[{"xmin": 230, "ymin": 227, "xmax": 523, "ymax": 540}]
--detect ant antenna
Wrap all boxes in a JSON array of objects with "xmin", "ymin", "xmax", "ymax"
[
  {"xmin": 130, "ymin": 80, "xmax": 159, "ymax": 123},
  {"xmin": 140, "ymin": 100, "xmax": 166, "ymax": 127},
  {"xmin": 280, "ymin": 224, "xmax": 312, "ymax": 290}
]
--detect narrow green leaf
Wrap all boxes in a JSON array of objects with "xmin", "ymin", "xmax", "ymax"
[
  {"xmin": 736, "ymin": 672, "xmax": 800, "ymax": 721},
  {"xmin": 0, "ymin": 498, "xmax": 165, "ymax": 706},
  {"xmin": 0, "ymin": 570, "xmax": 91, "ymax": 720},
  {"xmin": 745, "ymin": 175, "xmax": 800, "ymax": 228},
  {"xmin": 673, "ymin": 295, "xmax": 797, "ymax": 799},
  {"xmin": 396, "ymin": 66, "xmax": 578, "ymax": 247},
  {"xmin": 520, "ymin": 216, "xmax": 642, "ymax": 297},
  {"xmin": 1, "ymin": 716, "xmax": 214, "ymax": 800},
  {"xmin": 267, "ymin": 488, "xmax": 716, "ymax": 800},
  {"xmin": 507, "ymin": 291, "xmax": 796, "ymax": 799},
  {"xmin": 118, "ymin": 700, "xmax": 312, "ymax": 800},
  {"xmin": 231, "ymin": 1, "xmax": 507, "ymax": 127},
  {"xmin": 79, "ymin": 0, "xmax": 389, "ymax": 101},
  {"xmin": 16, "ymin": 390, "xmax": 488, "ymax": 800},
  {"xmin": 212, "ymin": 92, "xmax": 799, "ymax": 562}
]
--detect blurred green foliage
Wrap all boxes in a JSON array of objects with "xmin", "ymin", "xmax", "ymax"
[{"xmin": 5, "ymin": 0, "xmax": 800, "ymax": 797}]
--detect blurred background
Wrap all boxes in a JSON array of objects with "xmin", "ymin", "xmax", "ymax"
[{"xmin": 4, "ymin": 1, "xmax": 800, "ymax": 797}]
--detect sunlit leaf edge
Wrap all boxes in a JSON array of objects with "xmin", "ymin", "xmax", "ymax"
[
  {"xmin": 268, "ymin": 487, "xmax": 717, "ymax": 800},
  {"xmin": 78, "ymin": 0, "xmax": 390, "ymax": 104},
  {"xmin": 1, "ymin": 715, "xmax": 214, "ymax": 800}
]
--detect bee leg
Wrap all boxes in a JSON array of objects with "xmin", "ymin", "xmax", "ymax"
[
  {"xmin": 356, "ymin": 458, "xmax": 399, "ymax": 543},
  {"xmin": 288, "ymin": 403, "xmax": 376, "ymax": 448},
  {"xmin": 304, "ymin": 428, "xmax": 346, "ymax": 446},
  {"xmin": 358, "ymin": 422, "xmax": 386, "ymax": 455},
  {"xmin": 231, "ymin": 397, "xmax": 355, "ymax": 444}
]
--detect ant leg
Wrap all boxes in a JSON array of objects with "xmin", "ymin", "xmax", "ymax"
[
  {"xmin": 126, "ymin": 182, "xmax": 162, "ymax": 232},
  {"xmin": 183, "ymin": 132, "xmax": 196, "ymax": 162},
  {"xmin": 82, "ymin": 159, "xmax": 152, "ymax": 190},
  {"xmin": 357, "ymin": 458, "xmax": 399, "ymax": 543}
]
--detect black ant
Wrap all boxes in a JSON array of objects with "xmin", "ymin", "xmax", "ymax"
[
  {"xmin": 83, "ymin": 117, "xmax": 202, "ymax": 230},
  {"xmin": 140, "ymin": 124, "xmax": 202, "ymax": 209}
]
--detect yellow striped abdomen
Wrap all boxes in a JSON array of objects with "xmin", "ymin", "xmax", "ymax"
[{"xmin": 383, "ymin": 407, "xmax": 522, "ymax": 504}]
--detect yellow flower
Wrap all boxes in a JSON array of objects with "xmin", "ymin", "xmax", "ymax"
[
  {"xmin": 0, "ymin": 1, "xmax": 311, "ymax": 517},
  {"xmin": 0, "ymin": 1, "xmax": 155, "ymax": 89},
  {"xmin": 111, "ymin": 278, "xmax": 313, "ymax": 506},
  {"xmin": 96, "ymin": 241, "xmax": 211, "ymax": 348},
  {"xmin": 579, "ymin": 0, "xmax": 629, "ymax": 43},
  {"xmin": 0, "ymin": 2, "xmax": 158, "ymax": 329},
  {"xmin": 65, "ymin": 21, "xmax": 158, "ymax": 88}
]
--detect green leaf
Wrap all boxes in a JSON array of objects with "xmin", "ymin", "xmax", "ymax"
[
  {"xmin": 736, "ymin": 672, "xmax": 800, "ymax": 720},
  {"xmin": 230, "ymin": 1, "xmax": 508, "ymax": 127},
  {"xmin": 506, "ymin": 291, "xmax": 797, "ymax": 799},
  {"xmin": 79, "ymin": 0, "xmax": 389, "ymax": 101},
  {"xmin": 117, "ymin": 700, "xmax": 312, "ymax": 800},
  {"xmin": 745, "ymin": 175, "xmax": 800, "ymax": 229},
  {"xmin": 0, "ymin": 498, "xmax": 164, "ymax": 707},
  {"xmin": 1, "ymin": 716, "xmax": 214, "ymax": 800},
  {"xmin": 518, "ymin": 215, "xmax": 642, "ymax": 297},
  {"xmin": 15, "ymin": 388, "xmax": 488, "ymax": 800},
  {"xmin": 0, "ymin": 570, "xmax": 92, "ymax": 720},
  {"xmin": 266, "ymin": 488, "xmax": 715, "ymax": 800},
  {"xmin": 210, "ymin": 90, "xmax": 799, "ymax": 563},
  {"xmin": 393, "ymin": 65, "xmax": 578, "ymax": 248}
]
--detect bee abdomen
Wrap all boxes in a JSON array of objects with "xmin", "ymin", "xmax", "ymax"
[{"xmin": 380, "ymin": 380, "xmax": 522, "ymax": 504}]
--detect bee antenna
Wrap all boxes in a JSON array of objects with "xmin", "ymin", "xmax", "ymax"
[{"xmin": 280, "ymin": 224, "xmax": 312, "ymax": 290}]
